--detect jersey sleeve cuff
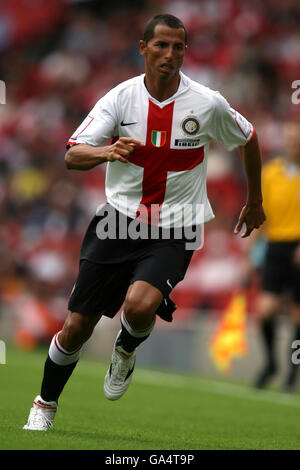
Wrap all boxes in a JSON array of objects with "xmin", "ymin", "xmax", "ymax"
[
  {"xmin": 247, "ymin": 126, "xmax": 255, "ymax": 144},
  {"xmin": 66, "ymin": 140, "xmax": 78, "ymax": 149}
]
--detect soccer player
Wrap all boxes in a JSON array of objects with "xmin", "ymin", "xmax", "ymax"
[
  {"xmin": 249, "ymin": 119, "xmax": 300, "ymax": 391},
  {"xmin": 23, "ymin": 14, "xmax": 265, "ymax": 430}
]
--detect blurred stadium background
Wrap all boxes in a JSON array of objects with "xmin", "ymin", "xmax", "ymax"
[{"xmin": 0, "ymin": 0, "xmax": 299, "ymax": 384}]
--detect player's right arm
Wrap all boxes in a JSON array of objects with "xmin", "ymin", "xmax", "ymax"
[
  {"xmin": 65, "ymin": 85, "xmax": 144, "ymax": 170},
  {"xmin": 65, "ymin": 138, "xmax": 143, "ymax": 170}
]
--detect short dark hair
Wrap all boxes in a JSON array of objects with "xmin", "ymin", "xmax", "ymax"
[{"xmin": 143, "ymin": 14, "xmax": 187, "ymax": 44}]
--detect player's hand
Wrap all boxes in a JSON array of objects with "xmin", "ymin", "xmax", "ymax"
[
  {"xmin": 105, "ymin": 137, "xmax": 144, "ymax": 163},
  {"xmin": 234, "ymin": 202, "xmax": 266, "ymax": 238}
]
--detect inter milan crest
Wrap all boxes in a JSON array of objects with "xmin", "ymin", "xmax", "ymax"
[
  {"xmin": 181, "ymin": 116, "xmax": 200, "ymax": 136},
  {"xmin": 151, "ymin": 130, "xmax": 166, "ymax": 147}
]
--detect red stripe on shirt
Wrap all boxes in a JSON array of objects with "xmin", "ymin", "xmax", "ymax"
[{"xmin": 129, "ymin": 99, "xmax": 204, "ymax": 224}]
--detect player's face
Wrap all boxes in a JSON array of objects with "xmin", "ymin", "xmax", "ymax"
[{"xmin": 140, "ymin": 24, "xmax": 186, "ymax": 79}]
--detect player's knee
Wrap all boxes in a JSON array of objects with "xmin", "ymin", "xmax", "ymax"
[
  {"xmin": 60, "ymin": 312, "xmax": 99, "ymax": 350},
  {"xmin": 257, "ymin": 293, "xmax": 280, "ymax": 319},
  {"xmin": 124, "ymin": 298, "xmax": 156, "ymax": 330},
  {"xmin": 289, "ymin": 304, "xmax": 300, "ymax": 324}
]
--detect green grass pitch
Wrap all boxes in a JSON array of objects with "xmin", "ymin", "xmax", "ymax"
[{"xmin": 1, "ymin": 345, "xmax": 300, "ymax": 450}]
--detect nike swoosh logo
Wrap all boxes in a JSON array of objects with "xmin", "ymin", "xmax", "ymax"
[
  {"xmin": 166, "ymin": 279, "xmax": 173, "ymax": 289},
  {"xmin": 121, "ymin": 120, "xmax": 138, "ymax": 126}
]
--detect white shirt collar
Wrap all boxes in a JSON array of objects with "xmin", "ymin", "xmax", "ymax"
[{"xmin": 141, "ymin": 71, "xmax": 190, "ymax": 106}]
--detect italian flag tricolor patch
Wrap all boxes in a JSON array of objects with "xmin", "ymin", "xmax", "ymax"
[{"xmin": 151, "ymin": 130, "xmax": 167, "ymax": 147}]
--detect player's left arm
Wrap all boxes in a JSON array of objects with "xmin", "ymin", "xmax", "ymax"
[{"xmin": 234, "ymin": 132, "xmax": 266, "ymax": 238}]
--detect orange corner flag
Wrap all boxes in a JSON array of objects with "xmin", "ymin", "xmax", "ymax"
[{"xmin": 209, "ymin": 291, "xmax": 248, "ymax": 373}]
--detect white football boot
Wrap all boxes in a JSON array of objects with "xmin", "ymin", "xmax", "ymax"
[
  {"xmin": 23, "ymin": 395, "xmax": 57, "ymax": 431},
  {"xmin": 104, "ymin": 330, "xmax": 136, "ymax": 401}
]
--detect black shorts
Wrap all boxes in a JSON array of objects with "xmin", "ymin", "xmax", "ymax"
[
  {"xmin": 262, "ymin": 241, "xmax": 300, "ymax": 303},
  {"xmin": 68, "ymin": 205, "xmax": 195, "ymax": 319}
]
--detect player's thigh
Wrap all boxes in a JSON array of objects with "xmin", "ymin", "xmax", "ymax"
[
  {"xmin": 130, "ymin": 242, "xmax": 193, "ymax": 300},
  {"xmin": 68, "ymin": 258, "xmax": 133, "ymax": 318}
]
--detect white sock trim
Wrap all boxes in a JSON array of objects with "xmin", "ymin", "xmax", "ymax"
[
  {"xmin": 48, "ymin": 331, "xmax": 81, "ymax": 366},
  {"xmin": 121, "ymin": 311, "xmax": 156, "ymax": 338}
]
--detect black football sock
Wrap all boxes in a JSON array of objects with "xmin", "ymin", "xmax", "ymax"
[
  {"xmin": 117, "ymin": 323, "xmax": 150, "ymax": 353},
  {"xmin": 117, "ymin": 311, "xmax": 156, "ymax": 354},
  {"xmin": 255, "ymin": 316, "xmax": 277, "ymax": 388},
  {"xmin": 261, "ymin": 316, "xmax": 277, "ymax": 368},
  {"xmin": 40, "ymin": 331, "xmax": 82, "ymax": 403},
  {"xmin": 41, "ymin": 355, "xmax": 78, "ymax": 403}
]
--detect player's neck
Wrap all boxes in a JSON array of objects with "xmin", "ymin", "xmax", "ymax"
[{"xmin": 144, "ymin": 72, "xmax": 181, "ymax": 102}]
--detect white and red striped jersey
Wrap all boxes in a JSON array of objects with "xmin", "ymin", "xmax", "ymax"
[{"xmin": 67, "ymin": 72, "xmax": 255, "ymax": 228}]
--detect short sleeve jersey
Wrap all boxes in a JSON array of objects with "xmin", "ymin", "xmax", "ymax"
[
  {"xmin": 262, "ymin": 157, "xmax": 300, "ymax": 241},
  {"xmin": 67, "ymin": 72, "xmax": 255, "ymax": 228}
]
